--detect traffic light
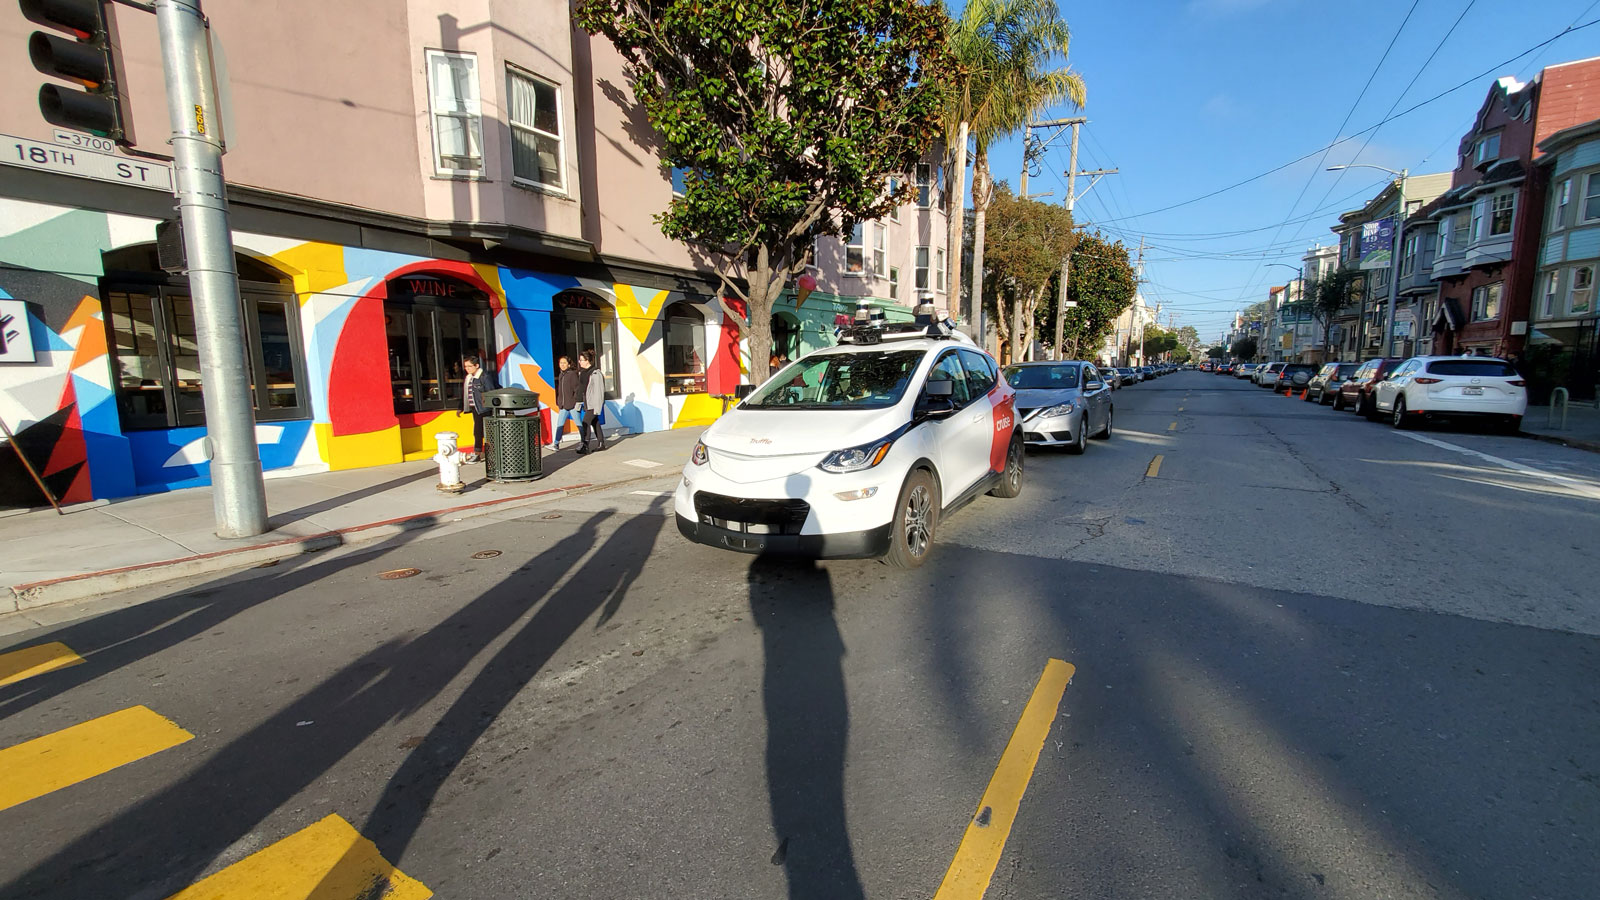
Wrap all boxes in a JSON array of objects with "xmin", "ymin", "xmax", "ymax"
[{"xmin": 20, "ymin": 0, "xmax": 123, "ymax": 140}]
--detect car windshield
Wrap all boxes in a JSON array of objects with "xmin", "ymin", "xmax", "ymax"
[
  {"xmin": 1427, "ymin": 359, "xmax": 1518, "ymax": 377},
  {"xmin": 741, "ymin": 349, "xmax": 924, "ymax": 410},
  {"xmin": 1005, "ymin": 365, "xmax": 1080, "ymax": 389}
]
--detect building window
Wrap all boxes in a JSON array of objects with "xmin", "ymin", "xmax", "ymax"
[
  {"xmin": 385, "ymin": 276, "xmax": 493, "ymax": 414},
  {"xmin": 936, "ymin": 246, "xmax": 947, "ymax": 293},
  {"xmin": 102, "ymin": 255, "xmax": 309, "ymax": 430},
  {"xmin": 845, "ymin": 222, "xmax": 866, "ymax": 275},
  {"xmin": 771, "ymin": 314, "xmax": 800, "ymax": 362},
  {"xmin": 1436, "ymin": 217, "xmax": 1450, "ymax": 256},
  {"xmin": 1541, "ymin": 271, "xmax": 1559, "ymax": 318},
  {"xmin": 668, "ymin": 167, "xmax": 690, "ymax": 197},
  {"xmin": 663, "ymin": 301, "xmax": 708, "ymax": 395},
  {"xmin": 426, "ymin": 50, "xmax": 483, "ymax": 175},
  {"xmin": 1474, "ymin": 132, "xmax": 1500, "ymax": 165},
  {"xmin": 552, "ymin": 291, "xmax": 619, "ymax": 399},
  {"xmin": 1471, "ymin": 282, "xmax": 1502, "ymax": 321},
  {"xmin": 1584, "ymin": 174, "xmax": 1600, "ymax": 224},
  {"xmin": 889, "ymin": 267, "xmax": 900, "ymax": 301},
  {"xmin": 1571, "ymin": 266, "xmax": 1595, "ymax": 315},
  {"xmin": 915, "ymin": 246, "xmax": 930, "ymax": 290},
  {"xmin": 1552, "ymin": 179, "xmax": 1571, "ymax": 230},
  {"xmin": 506, "ymin": 66, "xmax": 563, "ymax": 190},
  {"xmin": 1401, "ymin": 232, "xmax": 1418, "ymax": 277},
  {"xmin": 871, "ymin": 223, "xmax": 887, "ymax": 277},
  {"xmin": 888, "ymin": 177, "xmax": 901, "ymax": 222},
  {"xmin": 1490, "ymin": 193, "xmax": 1514, "ymax": 236},
  {"xmin": 1471, "ymin": 199, "xmax": 1486, "ymax": 242},
  {"xmin": 1450, "ymin": 215, "xmax": 1469, "ymax": 252},
  {"xmin": 916, "ymin": 163, "xmax": 934, "ymax": 208}
]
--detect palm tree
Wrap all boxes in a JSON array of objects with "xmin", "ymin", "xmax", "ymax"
[{"xmin": 943, "ymin": 0, "xmax": 1085, "ymax": 361}]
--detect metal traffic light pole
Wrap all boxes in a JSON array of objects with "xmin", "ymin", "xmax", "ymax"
[{"xmin": 154, "ymin": 0, "xmax": 267, "ymax": 537}]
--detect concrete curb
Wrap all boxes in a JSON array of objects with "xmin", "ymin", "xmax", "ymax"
[
  {"xmin": 5, "ymin": 481, "xmax": 601, "ymax": 612},
  {"xmin": 1520, "ymin": 431, "xmax": 1600, "ymax": 454}
]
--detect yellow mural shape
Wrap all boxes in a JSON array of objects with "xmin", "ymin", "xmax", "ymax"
[
  {"xmin": 269, "ymin": 241, "xmax": 349, "ymax": 304},
  {"xmin": 399, "ymin": 411, "xmax": 478, "ymax": 459},
  {"xmin": 614, "ymin": 284, "xmax": 670, "ymax": 342},
  {"xmin": 315, "ymin": 423, "xmax": 402, "ymax": 471},
  {"xmin": 672, "ymin": 393, "xmax": 727, "ymax": 429}
]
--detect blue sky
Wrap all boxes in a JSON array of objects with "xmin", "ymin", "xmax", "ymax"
[{"xmin": 979, "ymin": 0, "xmax": 1600, "ymax": 343}]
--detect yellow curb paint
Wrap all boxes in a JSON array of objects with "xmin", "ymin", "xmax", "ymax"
[
  {"xmin": 1168, "ymin": 422, "xmax": 1178, "ymax": 431},
  {"xmin": 934, "ymin": 659, "xmax": 1074, "ymax": 900},
  {"xmin": 165, "ymin": 814, "xmax": 433, "ymax": 900},
  {"xmin": 1146, "ymin": 455, "xmax": 1164, "ymax": 478},
  {"xmin": 0, "ymin": 706, "xmax": 192, "ymax": 812},
  {"xmin": 0, "ymin": 642, "xmax": 84, "ymax": 687}
]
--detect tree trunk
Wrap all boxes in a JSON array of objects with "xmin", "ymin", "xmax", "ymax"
[
  {"xmin": 947, "ymin": 121, "xmax": 970, "ymax": 335},
  {"xmin": 969, "ymin": 152, "xmax": 993, "ymax": 355},
  {"xmin": 744, "ymin": 245, "xmax": 774, "ymax": 384}
]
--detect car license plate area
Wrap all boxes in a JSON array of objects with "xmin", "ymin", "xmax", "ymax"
[{"xmin": 1462, "ymin": 386, "xmax": 1484, "ymax": 396}]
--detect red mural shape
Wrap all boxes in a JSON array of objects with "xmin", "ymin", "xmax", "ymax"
[{"xmin": 707, "ymin": 297, "xmax": 746, "ymax": 396}]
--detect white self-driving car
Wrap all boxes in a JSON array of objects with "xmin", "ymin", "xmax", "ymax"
[{"xmin": 675, "ymin": 318, "xmax": 1024, "ymax": 567}]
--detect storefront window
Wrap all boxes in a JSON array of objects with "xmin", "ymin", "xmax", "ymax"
[
  {"xmin": 664, "ymin": 301, "xmax": 707, "ymax": 395},
  {"xmin": 385, "ymin": 276, "xmax": 491, "ymax": 415},
  {"xmin": 101, "ymin": 250, "xmax": 308, "ymax": 430},
  {"xmin": 771, "ymin": 314, "xmax": 800, "ymax": 362},
  {"xmin": 552, "ymin": 291, "xmax": 618, "ymax": 398}
]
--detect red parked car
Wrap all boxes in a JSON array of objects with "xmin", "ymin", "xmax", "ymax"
[{"xmin": 1333, "ymin": 357, "xmax": 1407, "ymax": 416}]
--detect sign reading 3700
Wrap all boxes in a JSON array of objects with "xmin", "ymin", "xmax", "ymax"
[{"xmin": 2, "ymin": 133, "xmax": 172, "ymax": 192}]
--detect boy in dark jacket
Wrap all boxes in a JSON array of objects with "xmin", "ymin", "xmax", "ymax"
[{"xmin": 461, "ymin": 356, "xmax": 498, "ymax": 463}]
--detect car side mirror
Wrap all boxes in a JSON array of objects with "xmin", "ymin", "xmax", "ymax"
[{"xmin": 1085, "ymin": 380, "xmax": 1102, "ymax": 391}]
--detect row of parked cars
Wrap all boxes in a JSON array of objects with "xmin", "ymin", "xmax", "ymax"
[
  {"xmin": 1223, "ymin": 355, "xmax": 1529, "ymax": 432},
  {"xmin": 1106, "ymin": 363, "xmax": 1182, "ymax": 389}
]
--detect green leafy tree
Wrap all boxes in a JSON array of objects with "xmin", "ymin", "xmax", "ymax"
[
  {"xmin": 943, "ymin": 0, "xmax": 1085, "ymax": 345},
  {"xmin": 1290, "ymin": 269, "xmax": 1360, "ymax": 362},
  {"xmin": 1176, "ymin": 325, "xmax": 1201, "ymax": 359},
  {"xmin": 980, "ymin": 183, "xmax": 1075, "ymax": 361},
  {"xmin": 1231, "ymin": 336, "xmax": 1258, "ymax": 361},
  {"xmin": 1030, "ymin": 229, "xmax": 1136, "ymax": 361},
  {"xmin": 1207, "ymin": 345, "xmax": 1226, "ymax": 359},
  {"xmin": 1142, "ymin": 327, "xmax": 1178, "ymax": 360},
  {"xmin": 575, "ymin": 0, "xmax": 952, "ymax": 380}
]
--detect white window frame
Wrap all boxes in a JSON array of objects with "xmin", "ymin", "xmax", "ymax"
[
  {"xmin": 1571, "ymin": 265, "xmax": 1595, "ymax": 315},
  {"xmin": 1489, "ymin": 192, "xmax": 1515, "ymax": 237},
  {"xmin": 844, "ymin": 223, "xmax": 867, "ymax": 276},
  {"xmin": 915, "ymin": 245, "xmax": 930, "ymax": 290},
  {"xmin": 1472, "ymin": 281, "xmax": 1502, "ymax": 321},
  {"xmin": 1401, "ymin": 232, "xmax": 1418, "ymax": 277},
  {"xmin": 1475, "ymin": 132, "xmax": 1500, "ymax": 165},
  {"xmin": 1470, "ymin": 199, "xmax": 1486, "ymax": 242},
  {"xmin": 871, "ymin": 223, "xmax": 887, "ymax": 278},
  {"xmin": 916, "ymin": 163, "xmax": 934, "ymax": 208},
  {"xmin": 1552, "ymin": 179, "xmax": 1571, "ymax": 230},
  {"xmin": 1450, "ymin": 214, "xmax": 1469, "ymax": 252},
  {"xmin": 1583, "ymin": 173, "xmax": 1600, "ymax": 224},
  {"xmin": 936, "ymin": 246, "xmax": 947, "ymax": 293},
  {"xmin": 888, "ymin": 178, "xmax": 902, "ymax": 222},
  {"xmin": 889, "ymin": 266, "xmax": 900, "ymax": 301},
  {"xmin": 1436, "ymin": 217, "xmax": 1450, "ymax": 256},
  {"xmin": 505, "ymin": 64, "xmax": 565, "ymax": 192},
  {"xmin": 425, "ymin": 49, "xmax": 485, "ymax": 176},
  {"xmin": 1541, "ymin": 270, "xmax": 1559, "ymax": 318}
]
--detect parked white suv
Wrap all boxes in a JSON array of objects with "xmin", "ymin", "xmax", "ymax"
[
  {"xmin": 676, "ymin": 318, "xmax": 1024, "ymax": 567},
  {"xmin": 1372, "ymin": 356, "xmax": 1527, "ymax": 431},
  {"xmin": 1254, "ymin": 362, "xmax": 1286, "ymax": 386}
]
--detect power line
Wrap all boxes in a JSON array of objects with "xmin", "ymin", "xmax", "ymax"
[{"xmin": 1087, "ymin": 16, "xmax": 1600, "ymax": 225}]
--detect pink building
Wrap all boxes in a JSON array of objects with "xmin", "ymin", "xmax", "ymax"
[{"xmin": 0, "ymin": 0, "xmax": 939, "ymax": 507}]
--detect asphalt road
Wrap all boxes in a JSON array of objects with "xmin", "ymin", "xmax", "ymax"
[{"xmin": 2, "ymin": 371, "xmax": 1598, "ymax": 900}]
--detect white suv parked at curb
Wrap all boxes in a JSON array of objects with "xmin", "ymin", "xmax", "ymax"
[
  {"xmin": 675, "ymin": 319, "xmax": 1024, "ymax": 568},
  {"xmin": 1372, "ymin": 355, "xmax": 1528, "ymax": 431}
]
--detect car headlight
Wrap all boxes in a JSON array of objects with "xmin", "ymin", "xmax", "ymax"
[
  {"xmin": 818, "ymin": 437, "xmax": 895, "ymax": 473},
  {"xmin": 1041, "ymin": 401, "xmax": 1076, "ymax": 418},
  {"xmin": 690, "ymin": 441, "xmax": 709, "ymax": 466}
]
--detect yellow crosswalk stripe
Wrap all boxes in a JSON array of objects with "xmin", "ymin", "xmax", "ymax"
[
  {"xmin": 0, "ymin": 641, "xmax": 85, "ymax": 687},
  {"xmin": 0, "ymin": 705, "xmax": 193, "ymax": 812},
  {"xmin": 165, "ymin": 814, "xmax": 432, "ymax": 900}
]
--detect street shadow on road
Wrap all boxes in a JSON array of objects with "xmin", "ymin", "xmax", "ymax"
[
  {"xmin": 0, "ymin": 507, "xmax": 665, "ymax": 899},
  {"xmin": 747, "ymin": 556, "xmax": 865, "ymax": 900}
]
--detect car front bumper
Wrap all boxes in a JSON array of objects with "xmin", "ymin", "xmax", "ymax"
[
  {"xmin": 674, "ymin": 459, "xmax": 901, "ymax": 559},
  {"xmin": 1020, "ymin": 412, "xmax": 1079, "ymax": 446}
]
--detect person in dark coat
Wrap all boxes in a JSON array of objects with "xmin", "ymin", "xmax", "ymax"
[
  {"xmin": 548, "ymin": 355, "xmax": 580, "ymax": 451},
  {"xmin": 461, "ymin": 356, "xmax": 498, "ymax": 463},
  {"xmin": 576, "ymin": 349, "xmax": 607, "ymax": 454}
]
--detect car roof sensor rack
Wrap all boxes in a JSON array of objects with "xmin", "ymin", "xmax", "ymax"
[{"xmin": 837, "ymin": 299, "xmax": 975, "ymax": 346}]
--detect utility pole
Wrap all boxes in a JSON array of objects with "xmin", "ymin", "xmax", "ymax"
[
  {"xmin": 1037, "ymin": 119, "xmax": 1117, "ymax": 360},
  {"xmin": 1383, "ymin": 170, "xmax": 1407, "ymax": 358},
  {"xmin": 156, "ymin": 0, "xmax": 267, "ymax": 538}
]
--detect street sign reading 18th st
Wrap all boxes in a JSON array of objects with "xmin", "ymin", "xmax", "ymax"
[{"xmin": 2, "ymin": 131, "xmax": 172, "ymax": 192}]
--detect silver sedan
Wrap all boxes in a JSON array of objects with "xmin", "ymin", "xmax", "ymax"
[{"xmin": 1003, "ymin": 361, "xmax": 1115, "ymax": 455}]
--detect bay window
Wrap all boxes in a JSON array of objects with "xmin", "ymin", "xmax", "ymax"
[{"xmin": 426, "ymin": 50, "xmax": 484, "ymax": 175}]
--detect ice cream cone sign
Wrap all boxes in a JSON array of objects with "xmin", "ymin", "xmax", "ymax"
[{"xmin": 796, "ymin": 271, "xmax": 817, "ymax": 307}]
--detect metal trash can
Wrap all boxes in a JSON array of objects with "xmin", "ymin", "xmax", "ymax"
[{"xmin": 483, "ymin": 387, "xmax": 543, "ymax": 482}]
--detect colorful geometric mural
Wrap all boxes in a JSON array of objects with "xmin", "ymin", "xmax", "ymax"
[{"xmin": 0, "ymin": 196, "xmax": 753, "ymax": 507}]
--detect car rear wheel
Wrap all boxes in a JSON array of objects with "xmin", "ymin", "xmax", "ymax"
[
  {"xmin": 1392, "ymin": 396, "xmax": 1412, "ymax": 429},
  {"xmin": 884, "ymin": 469, "xmax": 939, "ymax": 568},
  {"xmin": 1302, "ymin": 388, "xmax": 1315, "ymax": 402},
  {"xmin": 990, "ymin": 432, "xmax": 1025, "ymax": 498},
  {"xmin": 1332, "ymin": 391, "xmax": 1346, "ymax": 410},
  {"xmin": 1066, "ymin": 419, "xmax": 1087, "ymax": 455}
]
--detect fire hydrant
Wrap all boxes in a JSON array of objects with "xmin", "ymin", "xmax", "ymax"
[{"xmin": 434, "ymin": 431, "xmax": 466, "ymax": 493}]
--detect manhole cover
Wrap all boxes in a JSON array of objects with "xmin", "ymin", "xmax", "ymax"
[
  {"xmin": 541, "ymin": 513, "xmax": 562, "ymax": 520},
  {"xmin": 471, "ymin": 550, "xmax": 502, "ymax": 559},
  {"xmin": 378, "ymin": 568, "xmax": 422, "ymax": 580}
]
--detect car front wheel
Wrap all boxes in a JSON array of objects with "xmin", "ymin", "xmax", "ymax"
[
  {"xmin": 1094, "ymin": 407, "xmax": 1113, "ymax": 440},
  {"xmin": 884, "ymin": 469, "xmax": 939, "ymax": 568}
]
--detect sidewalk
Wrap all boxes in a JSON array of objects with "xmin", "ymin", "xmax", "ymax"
[
  {"xmin": 1521, "ymin": 400, "xmax": 1600, "ymax": 453},
  {"xmin": 2, "ymin": 428, "xmax": 700, "ymax": 611}
]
